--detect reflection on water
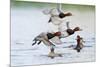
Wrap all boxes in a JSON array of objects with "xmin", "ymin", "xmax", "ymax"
[{"xmin": 11, "ymin": 36, "xmax": 95, "ymax": 66}]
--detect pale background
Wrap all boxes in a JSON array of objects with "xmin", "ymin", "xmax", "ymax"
[
  {"xmin": 10, "ymin": 1, "xmax": 95, "ymax": 66},
  {"xmin": 0, "ymin": 0, "xmax": 99, "ymax": 67}
]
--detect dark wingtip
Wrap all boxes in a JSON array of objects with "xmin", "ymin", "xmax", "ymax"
[
  {"xmin": 32, "ymin": 43, "xmax": 34, "ymax": 46},
  {"xmin": 32, "ymin": 43, "xmax": 36, "ymax": 46},
  {"xmin": 48, "ymin": 18, "xmax": 52, "ymax": 23}
]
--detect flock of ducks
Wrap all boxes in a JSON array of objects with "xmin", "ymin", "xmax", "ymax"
[{"xmin": 32, "ymin": 8, "xmax": 84, "ymax": 59}]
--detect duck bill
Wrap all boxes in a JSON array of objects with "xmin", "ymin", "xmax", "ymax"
[{"xmin": 64, "ymin": 12, "xmax": 72, "ymax": 16}]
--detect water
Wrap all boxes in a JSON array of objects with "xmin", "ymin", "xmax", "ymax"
[{"xmin": 11, "ymin": 38, "xmax": 95, "ymax": 66}]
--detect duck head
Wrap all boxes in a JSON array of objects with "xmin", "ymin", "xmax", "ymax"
[{"xmin": 73, "ymin": 27, "xmax": 82, "ymax": 32}]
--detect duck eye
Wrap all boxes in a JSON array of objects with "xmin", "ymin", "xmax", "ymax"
[{"xmin": 59, "ymin": 13, "xmax": 65, "ymax": 18}]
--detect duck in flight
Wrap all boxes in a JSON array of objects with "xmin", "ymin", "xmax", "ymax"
[{"xmin": 32, "ymin": 22, "xmax": 82, "ymax": 58}]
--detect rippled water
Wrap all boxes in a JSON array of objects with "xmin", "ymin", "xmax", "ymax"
[{"xmin": 11, "ymin": 35, "xmax": 95, "ymax": 66}]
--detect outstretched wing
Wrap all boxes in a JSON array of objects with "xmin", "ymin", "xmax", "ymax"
[
  {"xmin": 50, "ymin": 36, "xmax": 62, "ymax": 45},
  {"xmin": 57, "ymin": 3, "xmax": 62, "ymax": 13}
]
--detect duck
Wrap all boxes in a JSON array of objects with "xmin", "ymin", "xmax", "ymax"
[
  {"xmin": 50, "ymin": 22, "xmax": 82, "ymax": 44},
  {"xmin": 74, "ymin": 35, "xmax": 84, "ymax": 52},
  {"xmin": 43, "ymin": 8, "xmax": 72, "ymax": 25},
  {"xmin": 32, "ymin": 22, "xmax": 82, "ymax": 58}
]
